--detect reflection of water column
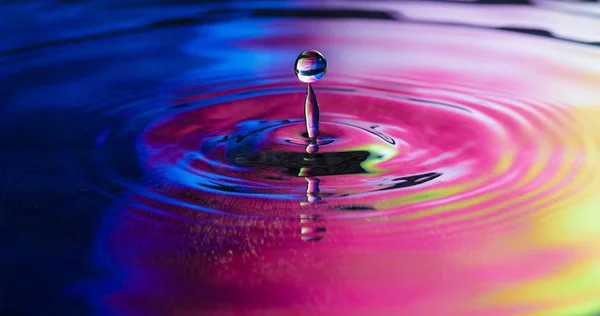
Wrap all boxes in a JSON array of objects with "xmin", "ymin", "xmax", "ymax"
[
  {"xmin": 296, "ymin": 50, "xmax": 328, "ymax": 241},
  {"xmin": 300, "ymin": 214, "xmax": 327, "ymax": 242},
  {"xmin": 299, "ymin": 167, "xmax": 321, "ymax": 205},
  {"xmin": 305, "ymin": 176, "xmax": 321, "ymax": 204},
  {"xmin": 299, "ymin": 169, "xmax": 326, "ymax": 241}
]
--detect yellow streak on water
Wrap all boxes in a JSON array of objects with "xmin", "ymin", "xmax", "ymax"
[{"xmin": 474, "ymin": 106, "xmax": 600, "ymax": 315}]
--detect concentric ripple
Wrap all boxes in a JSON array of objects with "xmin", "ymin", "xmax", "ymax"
[
  {"xmin": 139, "ymin": 69, "xmax": 597, "ymax": 237},
  {"xmin": 90, "ymin": 14, "xmax": 600, "ymax": 316}
]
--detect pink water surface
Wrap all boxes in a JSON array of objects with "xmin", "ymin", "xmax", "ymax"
[{"xmin": 99, "ymin": 14, "xmax": 600, "ymax": 316}]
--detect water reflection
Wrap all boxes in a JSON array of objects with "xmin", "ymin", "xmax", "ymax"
[{"xmin": 3, "ymin": 2, "xmax": 600, "ymax": 316}]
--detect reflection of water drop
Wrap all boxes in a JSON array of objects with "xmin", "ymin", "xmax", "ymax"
[
  {"xmin": 305, "ymin": 176, "xmax": 321, "ymax": 204},
  {"xmin": 300, "ymin": 214, "xmax": 326, "ymax": 242},
  {"xmin": 294, "ymin": 50, "xmax": 327, "ymax": 83},
  {"xmin": 300, "ymin": 227, "xmax": 326, "ymax": 242}
]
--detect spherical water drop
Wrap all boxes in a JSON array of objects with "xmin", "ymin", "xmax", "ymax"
[{"xmin": 294, "ymin": 50, "xmax": 327, "ymax": 83}]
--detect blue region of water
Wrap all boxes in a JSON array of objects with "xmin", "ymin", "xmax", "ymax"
[{"xmin": 0, "ymin": 2, "xmax": 284, "ymax": 315}]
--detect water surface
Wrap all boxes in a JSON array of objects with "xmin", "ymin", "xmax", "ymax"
[{"xmin": 2, "ymin": 1, "xmax": 600, "ymax": 316}]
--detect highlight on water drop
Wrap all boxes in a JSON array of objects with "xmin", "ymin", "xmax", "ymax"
[{"xmin": 294, "ymin": 50, "xmax": 327, "ymax": 83}]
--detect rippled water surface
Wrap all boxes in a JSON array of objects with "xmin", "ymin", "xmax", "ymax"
[{"xmin": 3, "ymin": 1, "xmax": 600, "ymax": 316}]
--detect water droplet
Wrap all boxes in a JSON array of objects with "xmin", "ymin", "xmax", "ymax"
[
  {"xmin": 294, "ymin": 50, "xmax": 327, "ymax": 83},
  {"xmin": 306, "ymin": 143, "xmax": 319, "ymax": 154}
]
